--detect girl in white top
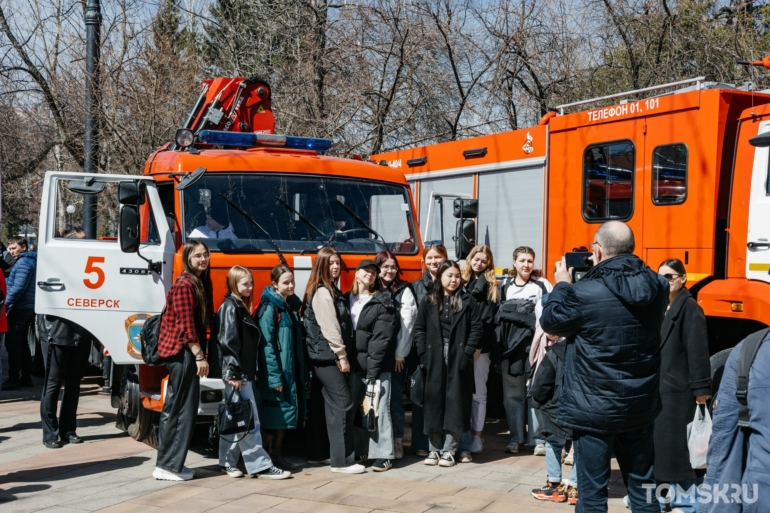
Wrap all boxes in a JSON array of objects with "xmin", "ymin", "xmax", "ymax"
[{"xmin": 501, "ymin": 246, "xmax": 552, "ymax": 455}]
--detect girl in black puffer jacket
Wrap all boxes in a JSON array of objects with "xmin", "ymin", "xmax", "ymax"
[{"xmin": 347, "ymin": 260, "xmax": 396, "ymax": 472}]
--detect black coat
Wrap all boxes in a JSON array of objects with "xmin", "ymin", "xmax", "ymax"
[
  {"xmin": 215, "ymin": 293, "xmax": 261, "ymax": 381},
  {"xmin": 465, "ymin": 276, "xmax": 497, "ymax": 354},
  {"xmin": 412, "ymin": 293, "xmax": 483, "ymax": 435},
  {"xmin": 348, "ymin": 290, "xmax": 397, "ymax": 382},
  {"xmin": 411, "ymin": 270, "xmax": 433, "ymax": 306},
  {"xmin": 530, "ymin": 341, "xmax": 570, "ymax": 441},
  {"xmin": 654, "ymin": 287, "xmax": 711, "ymax": 482},
  {"xmin": 37, "ymin": 315, "xmax": 85, "ymax": 347},
  {"xmin": 541, "ymin": 254, "xmax": 669, "ymax": 435}
]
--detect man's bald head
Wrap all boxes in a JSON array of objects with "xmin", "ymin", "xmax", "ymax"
[{"xmin": 595, "ymin": 221, "xmax": 634, "ymax": 260}]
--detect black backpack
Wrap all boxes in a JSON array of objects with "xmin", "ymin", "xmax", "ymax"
[{"xmin": 139, "ymin": 307, "xmax": 166, "ymax": 366}]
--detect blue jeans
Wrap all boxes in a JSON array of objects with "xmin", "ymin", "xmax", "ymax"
[
  {"xmin": 573, "ymin": 424, "xmax": 658, "ymax": 513},
  {"xmin": 219, "ymin": 380, "xmax": 273, "ymax": 475},
  {"xmin": 658, "ymin": 478, "xmax": 703, "ymax": 513},
  {"xmin": 391, "ymin": 368, "xmax": 406, "ymax": 440},
  {"xmin": 502, "ymin": 366, "xmax": 526, "ymax": 444},
  {"xmin": 428, "ymin": 431, "xmax": 459, "ymax": 454},
  {"xmin": 546, "ymin": 438, "xmax": 577, "ymax": 485}
]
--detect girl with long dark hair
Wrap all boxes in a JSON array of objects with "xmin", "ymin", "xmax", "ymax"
[
  {"xmin": 303, "ymin": 247, "xmax": 363, "ymax": 473},
  {"xmin": 256, "ymin": 264, "xmax": 306, "ymax": 471},
  {"xmin": 154, "ymin": 240, "xmax": 212, "ymax": 481},
  {"xmin": 412, "ymin": 260, "xmax": 482, "ymax": 468},
  {"xmin": 409, "ymin": 243, "xmax": 448, "ymax": 456},
  {"xmin": 216, "ymin": 266, "xmax": 290, "ymax": 479},
  {"xmin": 375, "ymin": 250, "xmax": 417, "ymax": 460},
  {"xmin": 654, "ymin": 258, "xmax": 710, "ymax": 511}
]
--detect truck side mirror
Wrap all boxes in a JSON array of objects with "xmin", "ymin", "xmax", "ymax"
[
  {"xmin": 118, "ymin": 182, "xmax": 146, "ymax": 205},
  {"xmin": 453, "ymin": 198, "xmax": 478, "ymax": 219},
  {"xmin": 455, "ymin": 219, "xmax": 476, "ymax": 260},
  {"xmin": 119, "ymin": 205, "xmax": 140, "ymax": 253}
]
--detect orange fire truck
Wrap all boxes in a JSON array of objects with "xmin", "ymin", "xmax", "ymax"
[
  {"xmin": 374, "ymin": 71, "xmax": 770, "ymax": 369},
  {"xmin": 34, "ymin": 77, "xmax": 423, "ymax": 444}
]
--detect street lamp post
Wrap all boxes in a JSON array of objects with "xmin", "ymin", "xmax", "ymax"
[{"xmin": 82, "ymin": 0, "xmax": 101, "ymax": 239}]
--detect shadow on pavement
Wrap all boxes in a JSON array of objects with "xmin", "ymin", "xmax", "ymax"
[
  {"xmin": 0, "ymin": 455, "xmax": 150, "ymax": 486},
  {"xmin": 0, "ymin": 484, "xmax": 51, "ymax": 503}
]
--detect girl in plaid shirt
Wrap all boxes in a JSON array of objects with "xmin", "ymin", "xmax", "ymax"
[{"xmin": 153, "ymin": 241, "xmax": 212, "ymax": 481}]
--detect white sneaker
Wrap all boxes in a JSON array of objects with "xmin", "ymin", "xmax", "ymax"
[
  {"xmin": 534, "ymin": 443, "xmax": 546, "ymax": 456},
  {"xmin": 221, "ymin": 466, "xmax": 243, "ymax": 478},
  {"xmin": 459, "ymin": 451, "xmax": 472, "ymax": 463},
  {"xmin": 505, "ymin": 442, "xmax": 519, "ymax": 454},
  {"xmin": 423, "ymin": 451, "xmax": 440, "ymax": 466},
  {"xmin": 564, "ymin": 446, "xmax": 574, "ymax": 465},
  {"xmin": 330, "ymin": 463, "xmax": 366, "ymax": 474},
  {"xmin": 438, "ymin": 452, "xmax": 456, "ymax": 467},
  {"xmin": 470, "ymin": 435, "xmax": 484, "ymax": 454},
  {"xmin": 152, "ymin": 467, "xmax": 193, "ymax": 481}
]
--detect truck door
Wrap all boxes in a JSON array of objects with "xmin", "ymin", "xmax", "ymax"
[
  {"xmin": 36, "ymin": 172, "xmax": 175, "ymax": 364},
  {"xmin": 746, "ymin": 121, "xmax": 770, "ymax": 284}
]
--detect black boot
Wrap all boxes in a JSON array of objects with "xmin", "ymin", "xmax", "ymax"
[{"xmin": 270, "ymin": 430, "xmax": 297, "ymax": 470}]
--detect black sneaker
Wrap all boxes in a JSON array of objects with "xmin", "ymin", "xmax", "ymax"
[
  {"xmin": 423, "ymin": 451, "xmax": 440, "ymax": 466},
  {"xmin": 254, "ymin": 466, "xmax": 291, "ymax": 480},
  {"xmin": 372, "ymin": 459, "xmax": 392, "ymax": 472}
]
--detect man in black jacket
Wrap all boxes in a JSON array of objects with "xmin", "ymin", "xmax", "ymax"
[{"xmin": 540, "ymin": 221, "xmax": 668, "ymax": 513}]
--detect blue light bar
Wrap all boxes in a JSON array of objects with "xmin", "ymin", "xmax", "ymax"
[{"xmin": 198, "ymin": 130, "xmax": 332, "ymax": 153}]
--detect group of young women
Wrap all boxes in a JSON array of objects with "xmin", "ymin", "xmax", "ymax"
[{"xmin": 150, "ymin": 238, "xmax": 555, "ymax": 480}]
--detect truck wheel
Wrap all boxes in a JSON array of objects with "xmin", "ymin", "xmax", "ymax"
[
  {"xmin": 708, "ymin": 348, "xmax": 733, "ymax": 413},
  {"xmin": 119, "ymin": 367, "xmax": 160, "ymax": 444}
]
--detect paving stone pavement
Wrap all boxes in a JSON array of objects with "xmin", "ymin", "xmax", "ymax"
[{"xmin": 0, "ymin": 376, "xmax": 629, "ymax": 512}]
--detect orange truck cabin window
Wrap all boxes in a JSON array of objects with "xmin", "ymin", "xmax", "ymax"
[{"xmin": 583, "ymin": 140, "xmax": 635, "ymax": 222}]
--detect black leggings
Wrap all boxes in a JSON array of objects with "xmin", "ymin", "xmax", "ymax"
[
  {"xmin": 313, "ymin": 363, "xmax": 355, "ymax": 468},
  {"xmin": 157, "ymin": 350, "xmax": 199, "ymax": 473}
]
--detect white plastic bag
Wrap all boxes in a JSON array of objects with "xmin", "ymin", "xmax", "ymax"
[{"xmin": 686, "ymin": 404, "xmax": 712, "ymax": 469}]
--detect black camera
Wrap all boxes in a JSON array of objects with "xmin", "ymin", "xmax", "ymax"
[{"xmin": 565, "ymin": 251, "xmax": 594, "ymax": 282}]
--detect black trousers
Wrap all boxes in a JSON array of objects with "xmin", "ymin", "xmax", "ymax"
[
  {"xmin": 40, "ymin": 338, "xmax": 91, "ymax": 443},
  {"xmin": 306, "ymin": 371, "xmax": 330, "ymax": 462},
  {"xmin": 313, "ymin": 363, "xmax": 355, "ymax": 468},
  {"xmin": 5, "ymin": 309, "xmax": 35, "ymax": 383},
  {"xmin": 156, "ymin": 350, "xmax": 199, "ymax": 473}
]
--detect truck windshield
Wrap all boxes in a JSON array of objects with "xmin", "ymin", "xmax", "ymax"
[{"xmin": 183, "ymin": 173, "xmax": 417, "ymax": 254}]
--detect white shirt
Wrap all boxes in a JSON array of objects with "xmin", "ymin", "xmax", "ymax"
[
  {"xmin": 395, "ymin": 287, "xmax": 418, "ymax": 360},
  {"xmin": 503, "ymin": 276, "xmax": 553, "ymax": 325},
  {"xmin": 349, "ymin": 293, "xmax": 374, "ymax": 329},
  {"xmin": 188, "ymin": 223, "xmax": 238, "ymax": 240}
]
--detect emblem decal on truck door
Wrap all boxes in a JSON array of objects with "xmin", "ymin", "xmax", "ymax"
[{"xmin": 522, "ymin": 132, "xmax": 534, "ymax": 154}]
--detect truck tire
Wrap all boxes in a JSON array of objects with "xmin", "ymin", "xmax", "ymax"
[
  {"xmin": 119, "ymin": 366, "xmax": 160, "ymax": 445},
  {"xmin": 708, "ymin": 348, "xmax": 733, "ymax": 413}
]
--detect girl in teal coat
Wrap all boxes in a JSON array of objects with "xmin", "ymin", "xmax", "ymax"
[{"xmin": 256, "ymin": 264, "xmax": 307, "ymax": 471}]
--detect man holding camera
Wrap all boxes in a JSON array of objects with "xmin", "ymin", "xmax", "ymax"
[{"xmin": 540, "ymin": 221, "xmax": 668, "ymax": 513}]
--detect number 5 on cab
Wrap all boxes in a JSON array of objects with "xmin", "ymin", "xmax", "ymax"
[{"xmin": 84, "ymin": 256, "xmax": 106, "ymax": 289}]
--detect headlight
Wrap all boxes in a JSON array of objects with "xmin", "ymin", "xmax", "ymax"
[
  {"xmin": 200, "ymin": 390, "xmax": 222, "ymax": 403},
  {"xmin": 175, "ymin": 128, "xmax": 195, "ymax": 149}
]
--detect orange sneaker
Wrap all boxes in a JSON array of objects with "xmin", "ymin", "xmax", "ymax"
[{"xmin": 532, "ymin": 482, "xmax": 565, "ymax": 501}]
